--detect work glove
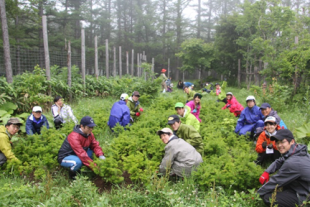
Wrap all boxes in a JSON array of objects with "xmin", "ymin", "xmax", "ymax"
[
  {"xmin": 267, "ymin": 143, "xmax": 273, "ymax": 149},
  {"xmin": 226, "ymin": 104, "xmax": 231, "ymax": 108},
  {"xmin": 135, "ymin": 112, "xmax": 140, "ymax": 117},
  {"xmin": 192, "ymin": 109, "xmax": 197, "ymax": 113},
  {"xmin": 99, "ymin": 155, "xmax": 106, "ymax": 160},
  {"xmin": 262, "ymin": 141, "xmax": 267, "ymax": 149},
  {"xmin": 259, "ymin": 172, "xmax": 269, "ymax": 185},
  {"xmin": 140, "ymin": 108, "xmax": 144, "ymax": 112}
]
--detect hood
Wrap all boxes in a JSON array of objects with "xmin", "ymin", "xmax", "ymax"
[
  {"xmin": 72, "ymin": 125, "xmax": 90, "ymax": 138},
  {"xmin": 268, "ymin": 109, "xmax": 277, "ymax": 116},
  {"xmin": 118, "ymin": 100, "xmax": 126, "ymax": 105},
  {"xmin": 283, "ymin": 144, "xmax": 308, "ymax": 159},
  {"xmin": 179, "ymin": 105, "xmax": 191, "ymax": 118}
]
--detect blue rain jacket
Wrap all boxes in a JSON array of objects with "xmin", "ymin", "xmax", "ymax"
[
  {"xmin": 26, "ymin": 114, "xmax": 49, "ymax": 135},
  {"xmin": 108, "ymin": 100, "xmax": 130, "ymax": 129},
  {"xmin": 235, "ymin": 105, "xmax": 264, "ymax": 133}
]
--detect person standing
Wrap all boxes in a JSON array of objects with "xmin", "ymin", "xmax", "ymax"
[
  {"xmin": 186, "ymin": 93, "xmax": 202, "ymax": 122},
  {"xmin": 160, "ymin": 69, "xmax": 168, "ymax": 93},
  {"xmin": 127, "ymin": 91, "xmax": 143, "ymax": 121},
  {"xmin": 108, "ymin": 93, "xmax": 130, "ymax": 130},
  {"xmin": 57, "ymin": 116, "xmax": 105, "ymax": 179},
  {"xmin": 234, "ymin": 96, "xmax": 264, "ymax": 136},
  {"xmin": 157, "ymin": 128, "xmax": 203, "ymax": 178},
  {"xmin": 26, "ymin": 106, "xmax": 49, "ymax": 135},
  {"xmin": 257, "ymin": 129, "xmax": 310, "ymax": 207},
  {"xmin": 0, "ymin": 118, "xmax": 22, "ymax": 165},
  {"xmin": 51, "ymin": 96, "xmax": 78, "ymax": 129}
]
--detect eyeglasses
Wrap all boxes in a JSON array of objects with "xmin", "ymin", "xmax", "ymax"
[
  {"xmin": 12, "ymin": 125, "xmax": 20, "ymax": 130},
  {"xmin": 276, "ymin": 140, "xmax": 288, "ymax": 146},
  {"xmin": 264, "ymin": 122, "xmax": 276, "ymax": 126}
]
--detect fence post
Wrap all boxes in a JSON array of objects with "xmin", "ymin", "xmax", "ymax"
[
  {"xmin": 119, "ymin": 46, "xmax": 122, "ymax": 78},
  {"xmin": 168, "ymin": 58, "xmax": 170, "ymax": 78},
  {"xmin": 137, "ymin": 53, "xmax": 139, "ymax": 77},
  {"xmin": 42, "ymin": 15, "xmax": 51, "ymax": 95},
  {"xmin": 81, "ymin": 28, "xmax": 86, "ymax": 90},
  {"xmin": 238, "ymin": 59, "xmax": 241, "ymax": 88},
  {"xmin": 105, "ymin": 39, "xmax": 109, "ymax": 78},
  {"xmin": 94, "ymin": 36, "xmax": 98, "ymax": 79},
  {"xmin": 126, "ymin": 51, "xmax": 129, "ymax": 74},
  {"xmin": 152, "ymin": 58, "xmax": 154, "ymax": 73},
  {"xmin": 131, "ymin": 49, "xmax": 134, "ymax": 76},
  {"xmin": 67, "ymin": 40, "xmax": 72, "ymax": 101},
  {"xmin": 113, "ymin": 47, "xmax": 116, "ymax": 76}
]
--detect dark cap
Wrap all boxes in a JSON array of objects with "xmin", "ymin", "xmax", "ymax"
[
  {"xmin": 132, "ymin": 91, "xmax": 140, "ymax": 97},
  {"xmin": 80, "ymin": 116, "xmax": 96, "ymax": 127},
  {"xmin": 167, "ymin": 115, "xmax": 180, "ymax": 125},
  {"xmin": 194, "ymin": 93, "xmax": 202, "ymax": 99},
  {"xmin": 7, "ymin": 117, "xmax": 22, "ymax": 125},
  {"xmin": 270, "ymin": 129, "xmax": 294, "ymax": 141},
  {"xmin": 260, "ymin": 103, "xmax": 271, "ymax": 109}
]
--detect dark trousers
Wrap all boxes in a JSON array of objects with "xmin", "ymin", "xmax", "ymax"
[
  {"xmin": 256, "ymin": 150, "xmax": 281, "ymax": 165},
  {"xmin": 261, "ymin": 189, "xmax": 300, "ymax": 207},
  {"xmin": 0, "ymin": 152, "xmax": 7, "ymax": 165},
  {"xmin": 54, "ymin": 119, "xmax": 63, "ymax": 129}
]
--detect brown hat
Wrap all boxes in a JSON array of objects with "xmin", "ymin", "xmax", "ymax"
[
  {"xmin": 132, "ymin": 91, "xmax": 140, "ymax": 97},
  {"xmin": 7, "ymin": 117, "xmax": 22, "ymax": 125},
  {"xmin": 157, "ymin": 128, "xmax": 173, "ymax": 136}
]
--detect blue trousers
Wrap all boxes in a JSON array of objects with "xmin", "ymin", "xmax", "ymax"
[
  {"xmin": 60, "ymin": 149, "xmax": 93, "ymax": 171},
  {"xmin": 238, "ymin": 120, "xmax": 264, "ymax": 135}
]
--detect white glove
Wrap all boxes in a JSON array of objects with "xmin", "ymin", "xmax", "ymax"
[{"xmin": 99, "ymin": 155, "xmax": 106, "ymax": 160}]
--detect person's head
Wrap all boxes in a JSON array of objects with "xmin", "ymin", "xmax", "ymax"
[
  {"xmin": 175, "ymin": 102, "xmax": 185, "ymax": 116},
  {"xmin": 226, "ymin": 92, "xmax": 233, "ymax": 100},
  {"xmin": 179, "ymin": 80, "xmax": 182, "ymax": 83},
  {"xmin": 215, "ymin": 83, "xmax": 220, "ymax": 89},
  {"xmin": 246, "ymin": 96, "xmax": 256, "ymax": 108},
  {"xmin": 167, "ymin": 115, "xmax": 181, "ymax": 131},
  {"xmin": 260, "ymin": 103, "xmax": 272, "ymax": 117},
  {"xmin": 271, "ymin": 129, "xmax": 295, "ymax": 154},
  {"xmin": 32, "ymin": 106, "xmax": 42, "ymax": 119},
  {"xmin": 193, "ymin": 93, "xmax": 202, "ymax": 104},
  {"xmin": 264, "ymin": 116, "xmax": 277, "ymax": 134},
  {"xmin": 120, "ymin": 93, "xmax": 129, "ymax": 103},
  {"xmin": 161, "ymin": 69, "xmax": 166, "ymax": 73},
  {"xmin": 157, "ymin": 128, "xmax": 173, "ymax": 144},
  {"xmin": 54, "ymin": 95, "xmax": 64, "ymax": 107},
  {"xmin": 184, "ymin": 86, "xmax": 189, "ymax": 93},
  {"xmin": 80, "ymin": 116, "xmax": 96, "ymax": 135},
  {"xmin": 132, "ymin": 91, "xmax": 140, "ymax": 102},
  {"xmin": 5, "ymin": 117, "xmax": 22, "ymax": 135}
]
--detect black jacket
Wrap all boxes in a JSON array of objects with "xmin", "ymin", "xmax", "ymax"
[{"xmin": 257, "ymin": 144, "xmax": 310, "ymax": 202}]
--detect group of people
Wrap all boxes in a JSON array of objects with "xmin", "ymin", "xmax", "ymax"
[{"xmin": 1, "ymin": 78, "xmax": 310, "ymax": 206}]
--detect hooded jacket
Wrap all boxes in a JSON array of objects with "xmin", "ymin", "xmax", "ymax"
[
  {"xmin": 127, "ymin": 97, "xmax": 141, "ymax": 116},
  {"xmin": 235, "ymin": 105, "xmax": 264, "ymax": 133},
  {"xmin": 257, "ymin": 144, "xmax": 310, "ymax": 203},
  {"xmin": 186, "ymin": 100, "xmax": 201, "ymax": 122},
  {"xmin": 267, "ymin": 109, "xmax": 287, "ymax": 129},
  {"xmin": 108, "ymin": 100, "xmax": 130, "ymax": 128},
  {"xmin": 0, "ymin": 126, "xmax": 18, "ymax": 161},
  {"xmin": 159, "ymin": 135, "xmax": 203, "ymax": 177},
  {"xmin": 255, "ymin": 125, "xmax": 280, "ymax": 153},
  {"xmin": 174, "ymin": 123, "xmax": 203, "ymax": 155},
  {"xmin": 25, "ymin": 114, "xmax": 49, "ymax": 135},
  {"xmin": 179, "ymin": 105, "xmax": 200, "ymax": 132},
  {"xmin": 57, "ymin": 125, "xmax": 104, "ymax": 169},
  {"xmin": 222, "ymin": 96, "xmax": 244, "ymax": 117}
]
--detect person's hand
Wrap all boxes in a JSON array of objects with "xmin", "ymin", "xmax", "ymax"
[
  {"xmin": 262, "ymin": 141, "xmax": 267, "ymax": 148},
  {"xmin": 267, "ymin": 143, "xmax": 273, "ymax": 149},
  {"xmin": 140, "ymin": 108, "xmax": 144, "ymax": 112},
  {"xmin": 259, "ymin": 172, "xmax": 269, "ymax": 185},
  {"xmin": 136, "ymin": 112, "xmax": 140, "ymax": 117},
  {"xmin": 99, "ymin": 155, "xmax": 106, "ymax": 160},
  {"xmin": 226, "ymin": 104, "xmax": 231, "ymax": 108}
]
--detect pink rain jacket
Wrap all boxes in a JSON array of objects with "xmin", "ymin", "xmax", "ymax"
[
  {"xmin": 222, "ymin": 96, "xmax": 244, "ymax": 117},
  {"xmin": 186, "ymin": 100, "xmax": 201, "ymax": 122}
]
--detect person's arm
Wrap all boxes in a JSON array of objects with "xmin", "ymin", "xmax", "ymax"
[
  {"xmin": 66, "ymin": 105, "xmax": 78, "ymax": 124},
  {"xmin": 26, "ymin": 117, "xmax": 34, "ymax": 135},
  {"xmin": 235, "ymin": 111, "xmax": 245, "ymax": 133},
  {"xmin": 159, "ymin": 145, "xmax": 176, "ymax": 175},
  {"xmin": 255, "ymin": 133, "xmax": 266, "ymax": 153},
  {"xmin": 121, "ymin": 108, "xmax": 131, "ymax": 127},
  {"xmin": 127, "ymin": 102, "xmax": 136, "ymax": 116},
  {"xmin": 265, "ymin": 157, "xmax": 285, "ymax": 174},
  {"xmin": 0, "ymin": 136, "xmax": 18, "ymax": 160},
  {"xmin": 257, "ymin": 161, "xmax": 300, "ymax": 196},
  {"xmin": 89, "ymin": 134, "xmax": 104, "ymax": 157},
  {"xmin": 51, "ymin": 105, "xmax": 59, "ymax": 118},
  {"xmin": 68, "ymin": 133, "xmax": 96, "ymax": 169},
  {"xmin": 43, "ymin": 116, "xmax": 49, "ymax": 129}
]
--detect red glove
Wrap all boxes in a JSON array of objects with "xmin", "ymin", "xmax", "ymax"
[
  {"xmin": 140, "ymin": 108, "xmax": 144, "ymax": 112},
  {"xmin": 135, "ymin": 112, "xmax": 140, "ymax": 117},
  {"xmin": 259, "ymin": 171, "xmax": 269, "ymax": 185}
]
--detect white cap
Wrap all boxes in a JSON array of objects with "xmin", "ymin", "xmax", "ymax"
[
  {"xmin": 246, "ymin": 95, "xmax": 256, "ymax": 101},
  {"xmin": 157, "ymin": 128, "xmax": 173, "ymax": 135},
  {"xmin": 120, "ymin": 93, "xmax": 129, "ymax": 100},
  {"xmin": 32, "ymin": 106, "xmax": 42, "ymax": 112},
  {"xmin": 226, "ymin": 92, "xmax": 233, "ymax": 96},
  {"xmin": 265, "ymin": 116, "xmax": 276, "ymax": 123}
]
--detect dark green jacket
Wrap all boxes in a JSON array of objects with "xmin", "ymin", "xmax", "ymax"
[
  {"xmin": 126, "ymin": 97, "xmax": 141, "ymax": 116},
  {"xmin": 186, "ymin": 89, "xmax": 196, "ymax": 102},
  {"xmin": 175, "ymin": 124, "xmax": 203, "ymax": 155}
]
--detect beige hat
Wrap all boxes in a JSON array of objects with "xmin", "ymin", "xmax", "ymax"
[
  {"xmin": 7, "ymin": 117, "xmax": 22, "ymax": 125},
  {"xmin": 157, "ymin": 128, "xmax": 173, "ymax": 136}
]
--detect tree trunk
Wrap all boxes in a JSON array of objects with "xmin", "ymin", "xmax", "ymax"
[
  {"xmin": 0, "ymin": 0, "xmax": 13, "ymax": 83},
  {"xmin": 197, "ymin": 0, "xmax": 201, "ymax": 38}
]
